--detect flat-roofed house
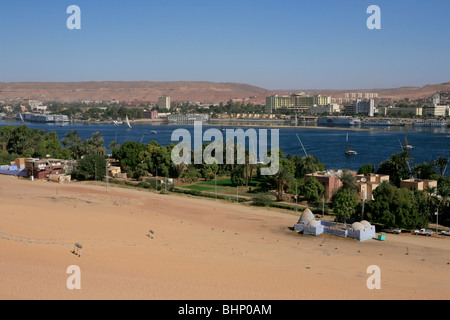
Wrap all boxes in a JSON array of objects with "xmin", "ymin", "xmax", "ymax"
[
  {"xmin": 400, "ymin": 178, "xmax": 438, "ymax": 194},
  {"xmin": 356, "ymin": 173, "xmax": 390, "ymax": 200},
  {"xmin": 25, "ymin": 159, "xmax": 65, "ymax": 180}
]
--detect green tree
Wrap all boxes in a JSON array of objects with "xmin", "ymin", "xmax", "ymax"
[
  {"xmin": 109, "ymin": 140, "xmax": 120, "ymax": 155},
  {"xmin": 412, "ymin": 162, "xmax": 438, "ymax": 180},
  {"xmin": 140, "ymin": 141, "xmax": 172, "ymax": 178},
  {"xmin": 434, "ymin": 156, "xmax": 449, "ymax": 177},
  {"xmin": 73, "ymin": 154, "xmax": 107, "ymax": 181},
  {"xmin": 364, "ymin": 183, "xmax": 430, "ymax": 229},
  {"xmin": 273, "ymin": 166, "xmax": 295, "ymax": 201},
  {"xmin": 332, "ymin": 188, "xmax": 359, "ymax": 224},
  {"xmin": 301, "ymin": 177, "xmax": 325, "ymax": 203},
  {"xmin": 291, "ymin": 154, "xmax": 325, "ymax": 178},
  {"xmin": 358, "ymin": 163, "xmax": 375, "ymax": 175},
  {"xmin": 113, "ymin": 141, "xmax": 146, "ymax": 173},
  {"xmin": 34, "ymin": 131, "xmax": 70, "ymax": 160},
  {"xmin": 377, "ymin": 150, "xmax": 413, "ymax": 187},
  {"xmin": 62, "ymin": 130, "xmax": 82, "ymax": 159},
  {"xmin": 340, "ymin": 172, "xmax": 359, "ymax": 194},
  {"xmin": 0, "ymin": 126, "xmax": 13, "ymax": 154},
  {"xmin": 180, "ymin": 166, "xmax": 201, "ymax": 183},
  {"xmin": 231, "ymin": 165, "xmax": 245, "ymax": 186}
]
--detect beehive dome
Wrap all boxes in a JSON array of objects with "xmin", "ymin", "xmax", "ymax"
[
  {"xmin": 352, "ymin": 222, "xmax": 365, "ymax": 231},
  {"xmin": 299, "ymin": 208, "xmax": 315, "ymax": 224},
  {"xmin": 308, "ymin": 220, "xmax": 321, "ymax": 228},
  {"xmin": 360, "ymin": 220, "xmax": 372, "ymax": 228}
]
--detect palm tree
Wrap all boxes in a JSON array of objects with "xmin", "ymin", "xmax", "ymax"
[
  {"xmin": 425, "ymin": 186, "xmax": 437, "ymax": 197},
  {"xmin": 296, "ymin": 154, "xmax": 325, "ymax": 178},
  {"xmin": 437, "ymin": 183, "xmax": 449, "ymax": 208},
  {"xmin": 62, "ymin": 130, "xmax": 81, "ymax": 159},
  {"xmin": 109, "ymin": 140, "xmax": 120, "ymax": 155},
  {"xmin": 0, "ymin": 129, "xmax": 11, "ymax": 154},
  {"xmin": 434, "ymin": 156, "xmax": 449, "ymax": 177},
  {"xmin": 340, "ymin": 172, "xmax": 359, "ymax": 194},
  {"xmin": 274, "ymin": 167, "xmax": 295, "ymax": 201},
  {"xmin": 413, "ymin": 162, "xmax": 437, "ymax": 180},
  {"xmin": 378, "ymin": 150, "xmax": 413, "ymax": 187}
]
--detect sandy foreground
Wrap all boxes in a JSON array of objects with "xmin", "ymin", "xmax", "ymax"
[{"xmin": 0, "ymin": 175, "xmax": 449, "ymax": 300}]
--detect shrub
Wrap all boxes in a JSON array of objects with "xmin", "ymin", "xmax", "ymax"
[{"xmin": 252, "ymin": 193, "xmax": 275, "ymax": 207}]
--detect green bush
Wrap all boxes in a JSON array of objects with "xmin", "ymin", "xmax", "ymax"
[
  {"xmin": 136, "ymin": 182, "xmax": 151, "ymax": 189},
  {"xmin": 252, "ymin": 193, "xmax": 275, "ymax": 207}
]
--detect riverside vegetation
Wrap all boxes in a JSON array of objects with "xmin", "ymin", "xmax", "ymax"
[{"xmin": 0, "ymin": 125, "xmax": 448, "ymax": 230}]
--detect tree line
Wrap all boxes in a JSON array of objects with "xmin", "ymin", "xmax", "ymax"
[{"xmin": 0, "ymin": 125, "xmax": 448, "ymax": 229}]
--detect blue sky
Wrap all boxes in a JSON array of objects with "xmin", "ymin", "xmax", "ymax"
[{"xmin": 0, "ymin": 0, "xmax": 449, "ymax": 89}]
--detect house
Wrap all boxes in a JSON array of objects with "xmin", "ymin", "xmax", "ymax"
[
  {"xmin": 143, "ymin": 109, "xmax": 159, "ymax": 119},
  {"xmin": 400, "ymin": 178, "xmax": 438, "ymax": 194},
  {"xmin": 108, "ymin": 166, "xmax": 122, "ymax": 178},
  {"xmin": 305, "ymin": 170, "xmax": 357, "ymax": 200},
  {"xmin": 356, "ymin": 173, "xmax": 390, "ymax": 200},
  {"xmin": 25, "ymin": 159, "xmax": 65, "ymax": 180}
]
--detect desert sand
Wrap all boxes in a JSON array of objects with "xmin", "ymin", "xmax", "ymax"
[{"xmin": 0, "ymin": 174, "xmax": 449, "ymax": 300}]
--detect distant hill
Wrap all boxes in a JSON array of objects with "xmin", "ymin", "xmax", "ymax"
[
  {"xmin": 0, "ymin": 81, "xmax": 271, "ymax": 105},
  {"xmin": 273, "ymin": 82, "xmax": 450, "ymax": 101},
  {"xmin": 0, "ymin": 81, "xmax": 449, "ymax": 105}
]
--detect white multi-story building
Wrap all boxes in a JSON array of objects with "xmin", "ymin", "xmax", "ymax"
[
  {"xmin": 356, "ymin": 99, "xmax": 375, "ymax": 117},
  {"xmin": 308, "ymin": 104, "xmax": 340, "ymax": 115},
  {"xmin": 424, "ymin": 104, "xmax": 448, "ymax": 117},
  {"xmin": 158, "ymin": 96, "xmax": 171, "ymax": 110}
]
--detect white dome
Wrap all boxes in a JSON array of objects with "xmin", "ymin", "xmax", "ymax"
[
  {"xmin": 352, "ymin": 222, "xmax": 365, "ymax": 231},
  {"xmin": 360, "ymin": 220, "xmax": 372, "ymax": 228},
  {"xmin": 299, "ymin": 209, "xmax": 315, "ymax": 224},
  {"xmin": 308, "ymin": 220, "xmax": 321, "ymax": 228}
]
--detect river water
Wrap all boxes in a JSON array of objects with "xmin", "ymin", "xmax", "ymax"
[{"xmin": 1, "ymin": 119, "xmax": 448, "ymax": 171}]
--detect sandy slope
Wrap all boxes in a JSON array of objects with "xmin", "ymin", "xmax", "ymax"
[{"xmin": 0, "ymin": 175, "xmax": 449, "ymax": 300}]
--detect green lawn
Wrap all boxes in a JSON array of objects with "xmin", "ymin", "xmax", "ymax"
[{"xmin": 182, "ymin": 176, "xmax": 264, "ymax": 197}]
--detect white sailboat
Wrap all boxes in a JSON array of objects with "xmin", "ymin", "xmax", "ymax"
[
  {"xmin": 345, "ymin": 133, "xmax": 357, "ymax": 155},
  {"xmin": 402, "ymin": 134, "xmax": 414, "ymax": 150},
  {"xmin": 19, "ymin": 113, "xmax": 24, "ymax": 123},
  {"xmin": 125, "ymin": 115, "xmax": 132, "ymax": 129}
]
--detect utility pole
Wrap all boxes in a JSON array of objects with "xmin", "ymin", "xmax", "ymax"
[
  {"xmin": 215, "ymin": 170, "xmax": 218, "ymax": 201},
  {"xmin": 106, "ymin": 161, "xmax": 109, "ymax": 192},
  {"xmin": 362, "ymin": 190, "xmax": 367, "ymax": 220},
  {"xmin": 435, "ymin": 208, "xmax": 439, "ymax": 234},
  {"xmin": 322, "ymin": 194, "xmax": 325, "ymax": 218},
  {"xmin": 155, "ymin": 165, "xmax": 158, "ymax": 191}
]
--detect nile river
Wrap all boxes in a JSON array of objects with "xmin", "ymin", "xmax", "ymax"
[{"xmin": 1, "ymin": 119, "xmax": 448, "ymax": 171}]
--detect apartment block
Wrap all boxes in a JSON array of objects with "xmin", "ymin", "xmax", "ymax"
[{"xmin": 158, "ymin": 96, "xmax": 171, "ymax": 110}]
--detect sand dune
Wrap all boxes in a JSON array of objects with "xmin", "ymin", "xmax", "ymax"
[{"xmin": 0, "ymin": 175, "xmax": 449, "ymax": 300}]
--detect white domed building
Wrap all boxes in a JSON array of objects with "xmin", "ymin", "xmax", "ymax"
[
  {"xmin": 304, "ymin": 219, "xmax": 324, "ymax": 236},
  {"xmin": 347, "ymin": 220, "xmax": 375, "ymax": 241},
  {"xmin": 293, "ymin": 209, "xmax": 376, "ymax": 241},
  {"xmin": 293, "ymin": 209, "xmax": 316, "ymax": 231}
]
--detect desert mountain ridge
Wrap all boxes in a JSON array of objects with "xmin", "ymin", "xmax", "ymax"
[{"xmin": 0, "ymin": 81, "xmax": 449, "ymax": 105}]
